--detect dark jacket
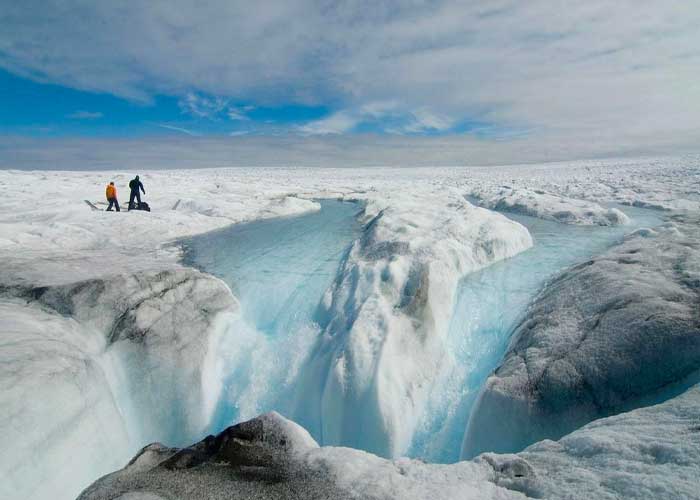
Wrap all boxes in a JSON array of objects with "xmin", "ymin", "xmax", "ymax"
[{"xmin": 129, "ymin": 178, "xmax": 145, "ymax": 194}]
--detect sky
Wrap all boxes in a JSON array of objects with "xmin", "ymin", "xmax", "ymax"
[{"xmin": 1, "ymin": 1, "xmax": 699, "ymax": 168}]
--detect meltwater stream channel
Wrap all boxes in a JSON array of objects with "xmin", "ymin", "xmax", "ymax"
[{"xmin": 182, "ymin": 200, "xmax": 663, "ymax": 463}]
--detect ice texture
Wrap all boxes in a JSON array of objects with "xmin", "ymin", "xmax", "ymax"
[
  {"xmin": 293, "ymin": 190, "xmax": 533, "ymax": 457},
  {"xmin": 0, "ymin": 269, "xmax": 238, "ymax": 499},
  {"xmin": 0, "ymin": 300, "xmax": 130, "ymax": 500},
  {"xmin": 77, "ymin": 412, "xmax": 519, "ymax": 500},
  {"xmin": 518, "ymin": 382, "xmax": 700, "ymax": 500},
  {"xmin": 79, "ymin": 393, "xmax": 700, "ymax": 500},
  {"xmin": 1, "ymin": 157, "xmax": 699, "ymax": 499},
  {"xmin": 462, "ymin": 214, "xmax": 700, "ymax": 458},
  {"xmin": 469, "ymin": 186, "xmax": 630, "ymax": 225}
]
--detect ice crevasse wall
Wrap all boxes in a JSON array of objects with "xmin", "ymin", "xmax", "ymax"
[
  {"xmin": 292, "ymin": 190, "xmax": 533, "ymax": 457},
  {"xmin": 0, "ymin": 270, "xmax": 239, "ymax": 500}
]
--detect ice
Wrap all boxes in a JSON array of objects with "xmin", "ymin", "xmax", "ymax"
[
  {"xmin": 408, "ymin": 205, "xmax": 664, "ymax": 462},
  {"xmin": 0, "ymin": 300, "xmax": 130, "ymax": 500},
  {"xmin": 292, "ymin": 191, "xmax": 533, "ymax": 458},
  {"xmin": 80, "ymin": 388, "xmax": 700, "ymax": 500},
  {"xmin": 1, "ymin": 157, "xmax": 699, "ymax": 499},
  {"xmin": 183, "ymin": 193, "xmax": 534, "ymax": 459},
  {"xmin": 462, "ymin": 213, "xmax": 700, "ymax": 459},
  {"xmin": 469, "ymin": 186, "xmax": 630, "ymax": 225},
  {"xmin": 0, "ymin": 269, "xmax": 238, "ymax": 499},
  {"xmin": 78, "ymin": 412, "xmax": 521, "ymax": 500},
  {"xmin": 516, "ymin": 380, "xmax": 700, "ymax": 499},
  {"xmin": 180, "ymin": 200, "xmax": 362, "ymax": 432}
]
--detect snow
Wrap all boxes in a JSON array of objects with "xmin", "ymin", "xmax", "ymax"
[
  {"xmin": 1, "ymin": 155, "xmax": 699, "ymax": 499},
  {"xmin": 462, "ymin": 214, "xmax": 700, "ymax": 459},
  {"xmin": 469, "ymin": 185, "xmax": 630, "ymax": 225}
]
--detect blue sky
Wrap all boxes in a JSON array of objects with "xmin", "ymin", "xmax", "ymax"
[
  {"xmin": 0, "ymin": 68, "xmax": 332, "ymax": 137},
  {"xmin": 1, "ymin": 1, "xmax": 699, "ymax": 167}
]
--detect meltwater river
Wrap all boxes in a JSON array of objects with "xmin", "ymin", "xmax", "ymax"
[{"xmin": 182, "ymin": 200, "xmax": 663, "ymax": 462}]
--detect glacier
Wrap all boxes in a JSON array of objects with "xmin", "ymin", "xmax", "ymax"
[
  {"xmin": 0, "ymin": 269, "xmax": 238, "ymax": 500},
  {"xmin": 79, "ymin": 391, "xmax": 700, "ymax": 500},
  {"xmin": 462, "ymin": 213, "xmax": 700, "ymax": 459},
  {"xmin": 409, "ymin": 205, "xmax": 664, "ymax": 462},
  {"xmin": 0, "ymin": 157, "xmax": 699, "ymax": 499}
]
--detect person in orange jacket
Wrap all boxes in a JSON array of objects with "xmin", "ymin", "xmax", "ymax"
[{"xmin": 105, "ymin": 181, "xmax": 120, "ymax": 212}]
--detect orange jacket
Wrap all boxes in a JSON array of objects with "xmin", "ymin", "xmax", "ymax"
[{"xmin": 106, "ymin": 184, "xmax": 117, "ymax": 199}]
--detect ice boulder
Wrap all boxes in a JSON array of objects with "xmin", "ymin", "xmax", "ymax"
[
  {"xmin": 293, "ymin": 192, "xmax": 533, "ymax": 457},
  {"xmin": 470, "ymin": 186, "xmax": 630, "ymax": 225},
  {"xmin": 463, "ymin": 215, "xmax": 700, "ymax": 458},
  {"xmin": 78, "ymin": 412, "xmax": 522, "ymax": 500},
  {"xmin": 78, "ymin": 387, "xmax": 700, "ymax": 500}
]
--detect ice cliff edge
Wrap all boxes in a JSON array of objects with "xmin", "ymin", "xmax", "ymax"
[{"xmin": 463, "ymin": 214, "xmax": 700, "ymax": 459}]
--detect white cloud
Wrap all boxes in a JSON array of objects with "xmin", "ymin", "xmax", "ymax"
[
  {"xmin": 226, "ymin": 108, "xmax": 250, "ymax": 121},
  {"xmin": 155, "ymin": 123, "xmax": 200, "ymax": 136},
  {"xmin": 66, "ymin": 110, "xmax": 103, "ymax": 120},
  {"xmin": 178, "ymin": 93, "xmax": 228, "ymax": 119},
  {"xmin": 1, "ymin": 1, "xmax": 700, "ymax": 155},
  {"xmin": 178, "ymin": 92, "xmax": 251, "ymax": 121},
  {"xmin": 297, "ymin": 111, "xmax": 359, "ymax": 135},
  {"xmin": 299, "ymin": 101, "xmax": 455, "ymax": 135}
]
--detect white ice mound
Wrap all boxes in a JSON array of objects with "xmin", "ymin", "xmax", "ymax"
[
  {"xmin": 470, "ymin": 186, "xmax": 630, "ymax": 225},
  {"xmin": 518, "ymin": 380, "xmax": 700, "ymax": 499},
  {"xmin": 78, "ymin": 412, "xmax": 519, "ymax": 500},
  {"xmin": 0, "ymin": 269, "xmax": 238, "ymax": 500},
  {"xmin": 78, "ymin": 385, "xmax": 700, "ymax": 500},
  {"xmin": 294, "ymin": 191, "xmax": 533, "ymax": 457},
  {"xmin": 462, "ymin": 215, "xmax": 700, "ymax": 459}
]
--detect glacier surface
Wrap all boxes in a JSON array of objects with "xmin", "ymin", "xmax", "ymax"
[
  {"xmin": 463, "ymin": 214, "xmax": 700, "ymax": 459},
  {"xmin": 0, "ymin": 156, "xmax": 699, "ymax": 499}
]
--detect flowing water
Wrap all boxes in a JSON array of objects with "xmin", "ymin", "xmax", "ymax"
[
  {"xmin": 182, "ymin": 201, "xmax": 663, "ymax": 461},
  {"xmin": 182, "ymin": 200, "xmax": 363, "ymax": 435},
  {"xmin": 408, "ymin": 205, "xmax": 664, "ymax": 462}
]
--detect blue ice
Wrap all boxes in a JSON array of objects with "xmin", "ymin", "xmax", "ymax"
[
  {"xmin": 182, "ymin": 200, "xmax": 362, "ymax": 438},
  {"xmin": 183, "ymin": 201, "xmax": 662, "ymax": 461},
  {"xmin": 407, "ymin": 205, "xmax": 664, "ymax": 462}
]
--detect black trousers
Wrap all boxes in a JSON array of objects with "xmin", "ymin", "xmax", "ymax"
[
  {"xmin": 129, "ymin": 190, "xmax": 141, "ymax": 209},
  {"xmin": 107, "ymin": 197, "xmax": 120, "ymax": 211}
]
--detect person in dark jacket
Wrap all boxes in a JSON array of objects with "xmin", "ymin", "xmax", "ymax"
[{"xmin": 128, "ymin": 175, "xmax": 145, "ymax": 210}]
